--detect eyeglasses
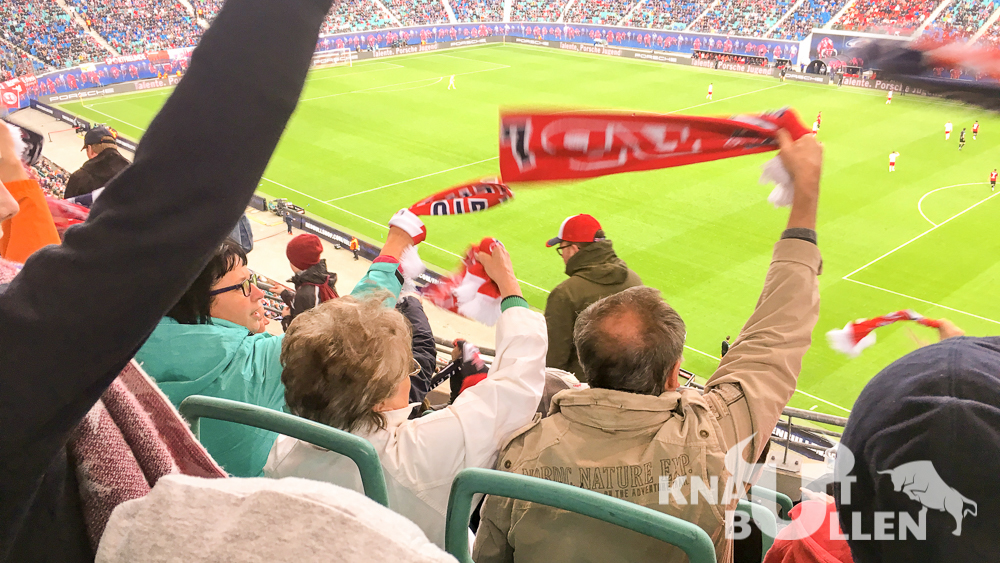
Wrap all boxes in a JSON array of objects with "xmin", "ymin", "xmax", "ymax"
[
  {"xmin": 407, "ymin": 358, "xmax": 421, "ymax": 379},
  {"xmin": 209, "ymin": 273, "xmax": 259, "ymax": 297},
  {"xmin": 555, "ymin": 243, "xmax": 574, "ymax": 256}
]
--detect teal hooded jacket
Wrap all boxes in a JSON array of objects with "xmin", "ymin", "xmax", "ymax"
[{"xmin": 135, "ymin": 261, "xmax": 403, "ymax": 477}]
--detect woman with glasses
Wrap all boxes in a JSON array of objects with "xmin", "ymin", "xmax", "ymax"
[
  {"xmin": 134, "ymin": 240, "xmax": 286, "ymax": 478},
  {"xmin": 266, "ymin": 226, "xmax": 547, "ymax": 549}
]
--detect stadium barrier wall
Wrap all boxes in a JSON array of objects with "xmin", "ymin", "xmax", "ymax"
[{"xmin": 4, "ymin": 22, "xmax": 960, "ymax": 113}]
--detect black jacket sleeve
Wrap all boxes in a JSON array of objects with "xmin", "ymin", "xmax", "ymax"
[
  {"xmin": 0, "ymin": 0, "xmax": 332, "ymax": 558},
  {"xmin": 397, "ymin": 296, "xmax": 438, "ymax": 404},
  {"xmin": 62, "ymin": 169, "xmax": 87, "ymax": 199}
]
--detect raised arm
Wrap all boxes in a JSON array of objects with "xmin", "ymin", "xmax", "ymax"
[
  {"xmin": 380, "ymin": 244, "xmax": 546, "ymax": 486},
  {"xmin": 704, "ymin": 130, "xmax": 823, "ymax": 463},
  {"xmin": 0, "ymin": 0, "xmax": 333, "ymax": 552}
]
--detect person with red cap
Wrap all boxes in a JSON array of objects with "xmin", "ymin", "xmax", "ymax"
[
  {"xmin": 544, "ymin": 214, "xmax": 641, "ymax": 378},
  {"xmin": 280, "ymin": 233, "xmax": 338, "ymax": 330}
]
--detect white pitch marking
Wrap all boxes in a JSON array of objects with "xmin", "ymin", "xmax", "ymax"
[
  {"xmin": 668, "ymin": 83, "xmax": 787, "ymax": 113},
  {"xmin": 916, "ymin": 182, "xmax": 987, "ymax": 227},
  {"xmin": 86, "ymin": 90, "xmax": 170, "ymax": 106},
  {"xmin": 844, "ymin": 189, "xmax": 1000, "ymax": 280},
  {"xmin": 305, "ymin": 62, "xmax": 406, "ymax": 82},
  {"xmin": 682, "ymin": 344, "xmax": 853, "ymax": 412},
  {"xmin": 78, "ymin": 105, "xmax": 147, "ymax": 131},
  {"xmin": 369, "ymin": 76, "xmax": 444, "ymax": 92},
  {"xmin": 300, "ymin": 64, "xmax": 509, "ymax": 102},
  {"xmin": 843, "ymin": 278, "xmax": 1000, "ymax": 326},
  {"xmin": 328, "ymin": 156, "xmax": 499, "ymax": 202}
]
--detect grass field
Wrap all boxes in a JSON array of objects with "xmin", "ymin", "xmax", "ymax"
[{"xmin": 60, "ymin": 42, "xmax": 1000, "ymax": 417}]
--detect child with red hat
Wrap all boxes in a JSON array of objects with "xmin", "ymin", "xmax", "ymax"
[{"xmin": 280, "ymin": 233, "xmax": 338, "ymax": 330}]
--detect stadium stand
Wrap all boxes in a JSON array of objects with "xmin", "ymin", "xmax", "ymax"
[
  {"xmin": 191, "ymin": 0, "xmax": 225, "ymax": 23},
  {"xmin": 925, "ymin": 0, "xmax": 999, "ymax": 41},
  {"xmin": 320, "ymin": 0, "xmax": 395, "ymax": 33},
  {"xmin": 770, "ymin": 0, "xmax": 850, "ymax": 40},
  {"xmin": 625, "ymin": 0, "xmax": 713, "ymax": 28},
  {"xmin": 0, "ymin": 39, "xmax": 48, "ymax": 81},
  {"xmin": 564, "ymin": 0, "xmax": 640, "ymax": 24},
  {"xmin": 690, "ymin": 0, "xmax": 789, "ymax": 36},
  {"xmin": 980, "ymin": 14, "xmax": 1000, "ymax": 45},
  {"xmin": 510, "ymin": 0, "xmax": 569, "ymax": 20},
  {"xmin": 451, "ymin": 0, "xmax": 505, "ymax": 21},
  {"xmin": 0, "ymin": 0, "xmax": 106, "ymax": 69},
  {"xmin": 385, "ymin": 0, "xmax": 450, "ymax": 25},
  {"xmin": 68, "ymin": 0, "xmax": 204, "ymax": 55},
  {"xmin": 833, "ymin": 0, "xmax": 942, "ymax": 34},
  {"xmin": 32, "ymin": 156, "xmax": 70, "ymax": 199}
]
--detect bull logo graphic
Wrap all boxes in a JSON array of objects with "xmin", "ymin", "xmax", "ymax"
[{"xmin": 879, "ymin": 461, "xmax": 977, "ymax": 536}]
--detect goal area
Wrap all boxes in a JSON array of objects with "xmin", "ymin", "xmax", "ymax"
[{"xmin": 311, "ymin": 48, "xmax": 353, "ymax": 69}]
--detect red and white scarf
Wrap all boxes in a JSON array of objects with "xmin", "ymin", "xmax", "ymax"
[
  {"xmin": 408, "ymin": 179, "xmax": 513, "ymax": 216},
  {"xmin": 420, "ymin": 237, "xmax": 505, "ymax": 326},
  {"xmin": 498, "ymin": 108, "xmax": 809, "ymax": 205},
  {"xmin": 827, "ymin": 310, "xmax": 942, "ymax": 357}
]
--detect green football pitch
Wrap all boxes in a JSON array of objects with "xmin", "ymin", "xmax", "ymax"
[{"xmin": 60, "ymin": 42, "xmax": 1000, "ymax": 417}]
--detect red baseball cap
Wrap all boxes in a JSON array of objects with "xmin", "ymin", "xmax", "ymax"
[{"xmin": 546, "ymin": 214, "xmax": 603, "ymax": 247}]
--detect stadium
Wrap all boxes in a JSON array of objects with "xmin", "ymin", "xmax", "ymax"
[{"xmin": 1, "ymin": 0, "xmax": 998, "ymax": 561}]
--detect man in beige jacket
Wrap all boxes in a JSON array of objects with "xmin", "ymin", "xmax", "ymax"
[{"xmin": 472, "ymin": 130, "xmax": 823, "ymax": 563}]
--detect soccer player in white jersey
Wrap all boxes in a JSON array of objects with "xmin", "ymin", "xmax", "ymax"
[
  {"xmin": 889, "ymin": 151, "xmax": 899, "ymax": 172},
  {"xmin": 707, "ymin": 83, "xmax": 713, "ymax": 100},
  {"xmin": 945, "ymin": 121, "xmax": 953, "ymax": 140},
  {"xmin": 886, "ymin": 90, "xmax": 892, "ymax": 104},
  {"xmin": 448, "ymin": 75, "xmax": 456, "ymax": 90}
]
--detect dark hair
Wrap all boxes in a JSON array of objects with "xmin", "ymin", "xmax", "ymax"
[
  {"xmin": 574, "ymin": 287, "xmax": 686, "ymax": 395},
  {"xmin": 167, "ymin": 240, "xmax": 248, "ymax": 324}
]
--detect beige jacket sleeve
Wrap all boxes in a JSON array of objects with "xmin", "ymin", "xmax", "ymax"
[{"xmin": 703, "ymin": 238, "xmax": 821, "ymax": 463}]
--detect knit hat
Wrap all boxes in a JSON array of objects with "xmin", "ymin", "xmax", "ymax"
[
  {"xmin": 286, "ymin": 234, "xmax": 323, "ymax": 270},
  {"xmin": 836, "ymin": 337, "xmax": 1000, "ymax": 563}
]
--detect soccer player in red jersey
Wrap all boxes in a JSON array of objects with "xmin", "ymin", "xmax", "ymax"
[
  {"xmin": 991, "ymin": 169, "xmax": 997, "ymax": 191},
  {"xmin": 973, "ymin": 120, "xmax": 979, "ymax": 140}
]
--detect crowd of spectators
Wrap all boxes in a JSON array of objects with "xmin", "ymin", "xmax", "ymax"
[
  {"xmin": 978, "ymin": 15, "xmax": 1000, "ymax": 45},
  {"xmin": 564, "ymin": 0, "xmax": 639, "ymax": 24},
  {"xmin": 833, "ymin": 0, "xmax": 940, "ymax": 34},
  {"xmin": 68, "ymin": 0, "xmax": 204, "ymax": 55},
  {"xmin": 625, "ymin": 0, "xmax": 712, "ymax": 28},
  {"xmin": 191, "ymin": 0, "xmax": 225, "ymax": 23},
  {"xmin": 0, "ymin": 39, "xmax": 47, "ymax": 82},
  {"xmin": 384, "ymin": 0, "xmax": 449, "ymax": 25},
  {"xmin": 770, "ymin": 0, "xmax": 849, "ymax": 40},
  {"xmin": 690, "ymin": 0, "xmax": 788, "ymax": 36},
  {"xmin": 925, "ymin": 0, "xmax": 998, "ymax": 41},
  {"xmin": 0, "ymin": 0, "xmax": 106, "ymax": 70},
  {"xmin": 31, "ymin": 156, "xmax": 69, "ymax": 199},
  {"xmin": 452, "ymin": 0, "xmax": 505, "ymax": 22},
  {"xmin": 510, "ymin": 0, "xmax": 569, "ymax": 20},
  {"xmin": 320, "ymin": 0, "xmax": 395, "ymax": 34}
]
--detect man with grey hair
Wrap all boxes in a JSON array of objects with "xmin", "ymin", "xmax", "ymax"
[{"xmin": 474, "ymin": 129, "xmax": 824, "ymax": 563}]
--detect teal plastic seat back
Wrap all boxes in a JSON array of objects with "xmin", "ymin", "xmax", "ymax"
[
  {"xmin": 178, "ymin": 395, "xmax": 390, "ymax": 507},
  {"xmin": 737, "ymin": 500, "xmax": 777, "ymax": 561},
  {"xmin": 444, "ymin": 468, "xmax": 717, "ymax": 563},
  {"xmin": 749, "ymin": 485, "xmax": 794, "ymax": 520}
]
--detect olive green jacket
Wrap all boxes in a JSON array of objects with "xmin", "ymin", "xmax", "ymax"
[{"xmin": 544, "ymin": 241, "xmax": 642, "ymax": 379}]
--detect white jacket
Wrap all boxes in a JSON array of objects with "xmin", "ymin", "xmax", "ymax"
[{"xmin": 265, "ymin": 306, "xmax": 547, "ymax": 547}]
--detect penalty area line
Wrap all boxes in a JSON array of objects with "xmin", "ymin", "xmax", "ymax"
[
  {"xmin": 844, "ymin": 189, "xmax": 1000, "ymax": 279},
  {"xmin": 682, "ymin": 344, "xmax": 852, "ymax": 413}
]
